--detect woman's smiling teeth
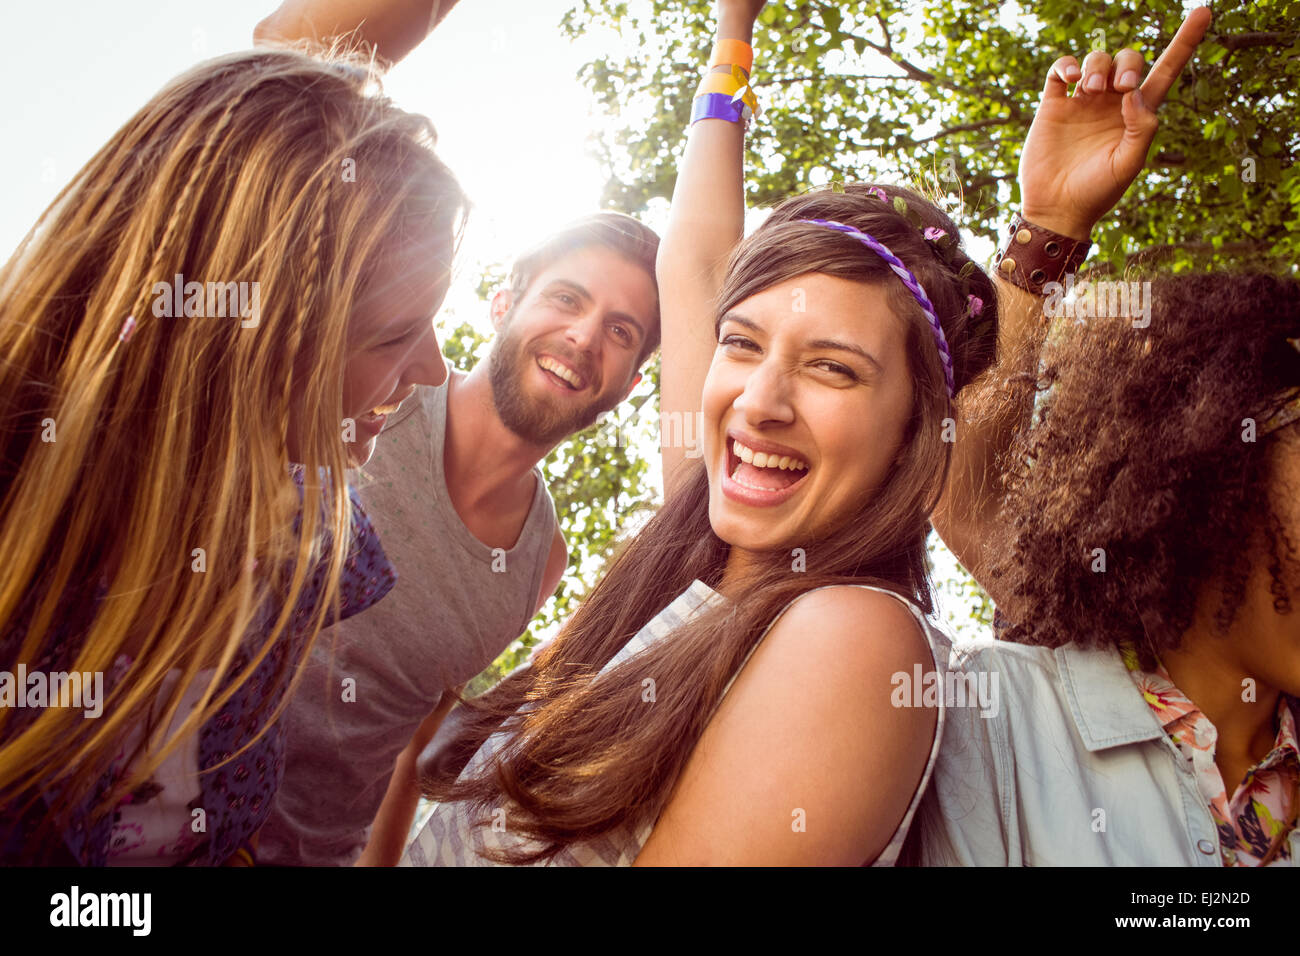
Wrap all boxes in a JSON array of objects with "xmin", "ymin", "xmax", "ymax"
[
  {"xmin": 538, "ymin": 355, "xmax": 584, "ymax": 390},
  {"xmin": 732, "ymin": 439, "xmax": 808, "ymax": 473},
  {"xmin": 366, "ymin": 386, "xmax": 417, "ymax": 418},
  {"xmin": 728, "ymin": 438, "xmax": 810, "ymax": 494}
]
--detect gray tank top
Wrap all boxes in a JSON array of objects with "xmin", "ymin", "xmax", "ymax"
[{"xmin": 259, "ymin": 381, "xmax": 559, "ymax": 866}]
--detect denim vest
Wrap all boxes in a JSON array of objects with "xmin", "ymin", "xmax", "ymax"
[{"xmin": 920, "ymin": 639, "xmax": 1300, "ymax": 866}]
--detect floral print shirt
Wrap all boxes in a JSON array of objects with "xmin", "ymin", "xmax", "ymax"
[
  {"xmin": 1, "ymin": 475, "xmax": 395, "ymax": 866},
  {"xmin": 1122, "ymin": 645, "xmax": 1300, "ymax": 866}
]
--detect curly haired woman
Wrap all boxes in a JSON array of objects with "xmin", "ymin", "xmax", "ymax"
[{"xmin": 922, "ymin": 239, "xmax": 1299, "ymax": 860}]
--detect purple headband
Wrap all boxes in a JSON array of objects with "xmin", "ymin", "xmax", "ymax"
[{"xmin": 798, "ymin": 218, "xmax": 955, "ymax": 397}]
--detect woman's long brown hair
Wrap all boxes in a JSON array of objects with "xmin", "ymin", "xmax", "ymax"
[
  {"xmin": 0, "ymin": 48, "xmax": 466, "ymax": 832},
  {"xmin": 423, "ymin": 184, "xmax": 998, "ymax": 863}
]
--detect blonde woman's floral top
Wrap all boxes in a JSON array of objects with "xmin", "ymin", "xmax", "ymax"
[
  {"xmin": 1122, "ymin": 645, "xmax": 1299, "ymax": 866},
  {"xmin": 0, "ymin": 475, "xmax": 396, "ymax": 865}
]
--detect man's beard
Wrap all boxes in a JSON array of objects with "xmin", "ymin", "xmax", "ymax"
[{"xmin": 487, "ymin": 326, "xmax": 608, "ymax": 446}]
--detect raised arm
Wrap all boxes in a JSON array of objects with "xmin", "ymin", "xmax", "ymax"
[
  {"xmin": 254, "ymin": 0, "xmax": 463, "ymax": 66},
  {"xmin": 931, "ymin": 6, "xmax": 1212, "ymax": 599},
  {"xmin": 657, "ymin": 2, "xmax": 765, "ymax": 498}
]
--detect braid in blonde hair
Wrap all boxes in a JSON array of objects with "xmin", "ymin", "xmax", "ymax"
[
  {"xmin": 0, "ymin": 48, "xmax": 468, "ymax": 847},
  {"xmin": 122, "ymin": 77, "xmax": 260, "ymax": 332}
]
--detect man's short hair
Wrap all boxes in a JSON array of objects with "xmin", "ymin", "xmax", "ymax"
[{"xmin": 507, "ymin": 212, "xmax": 660, "ymax": 365}]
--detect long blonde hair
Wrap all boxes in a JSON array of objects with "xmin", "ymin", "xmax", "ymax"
[{"xmin": 0, "ymin": 48, "xmax": 466, "ymax": 826}]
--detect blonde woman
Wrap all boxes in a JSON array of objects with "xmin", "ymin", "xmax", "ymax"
[{"xmin": 0, "ymin": 48, "xmax": 465, "ymax": 864}]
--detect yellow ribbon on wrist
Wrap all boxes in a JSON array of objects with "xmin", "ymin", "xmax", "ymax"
[
  {"xmin": 694, "ymin": 64, "xmax": 758, "ymax": 117},
  {"xmin": 695, "ymin": 68, "xmax": 744, "ymax": 97}
]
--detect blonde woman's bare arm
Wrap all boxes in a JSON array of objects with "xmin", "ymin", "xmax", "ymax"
[{"xmin": 254, "ymin": 0, "xmax": 463, "ymax": 66}]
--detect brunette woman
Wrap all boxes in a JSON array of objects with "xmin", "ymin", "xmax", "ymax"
[{"xmin": 380, "ymin": 3, "xmax": 1203, "ymax": 867}]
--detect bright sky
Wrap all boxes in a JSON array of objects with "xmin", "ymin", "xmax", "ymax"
[
  {"xmin": 0, "ymin": 0, "xmax": 988, "ymax": 638},
  {"xmin": 0, "ymin": 0, "xmax": 631, "ymax": 335}
]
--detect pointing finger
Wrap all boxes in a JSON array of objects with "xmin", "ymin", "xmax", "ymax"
[{"xmin": 1140, "ymin": 5, "xmax": 1213, "ymax": 109}]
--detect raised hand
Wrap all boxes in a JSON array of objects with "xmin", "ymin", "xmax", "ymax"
[{"xmin": 1018, "ymin": 6, "xmax": 1212, "ymax": 240}]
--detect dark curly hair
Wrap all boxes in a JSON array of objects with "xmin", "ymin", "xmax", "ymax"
[{"xmin": 989, "ymin": 273, "xmax": 1300, "ymax": 666}]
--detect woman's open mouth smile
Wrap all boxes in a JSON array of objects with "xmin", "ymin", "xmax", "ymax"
[{"xmin": 720, "ymin": 433, "xmax": 811, "ymax": 507}]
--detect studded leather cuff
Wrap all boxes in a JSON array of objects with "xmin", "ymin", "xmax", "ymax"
[{"xmin": 993, "ymin": 214, "xmax": 1092, "ymax": 295}]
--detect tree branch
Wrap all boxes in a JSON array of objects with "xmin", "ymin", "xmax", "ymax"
[
  {"xmin": 964, "ymin": 174, "xmax": 1013, "ymax": 194},
  {"xmin": 1217, "ymin": 31, "xmax": 1296, "ymax": 53},
  {"xmin": 840, "ymin": 12, "xmax": 976, "ymax": 98},
  {"xmin": 766, "ymin": 73, "xmax": 927, "ymax": 85},
  {"xmin": 1126, "ymin": 239, "xmax": 1272, "ymax": 263},
  {"xmin": 904, "ymin": 116, "xmax": 1024, "ymax": 146}
]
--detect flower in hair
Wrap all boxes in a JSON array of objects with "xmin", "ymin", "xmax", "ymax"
[
  {"xmin": 923, "ymin": 227, "xmax": 948, "ymax": 242},
  {"xmin": 967, "ymin": 295, "xmax": 984, "ymax": 317},
  {"xmin": 866, "ymin": 186, "xmax": 888, "ymax": 203}
]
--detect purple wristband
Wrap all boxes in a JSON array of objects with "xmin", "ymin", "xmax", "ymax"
[{"xmin": 691, "ymin": 93, "xmax": 744, "ymax": 125}]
